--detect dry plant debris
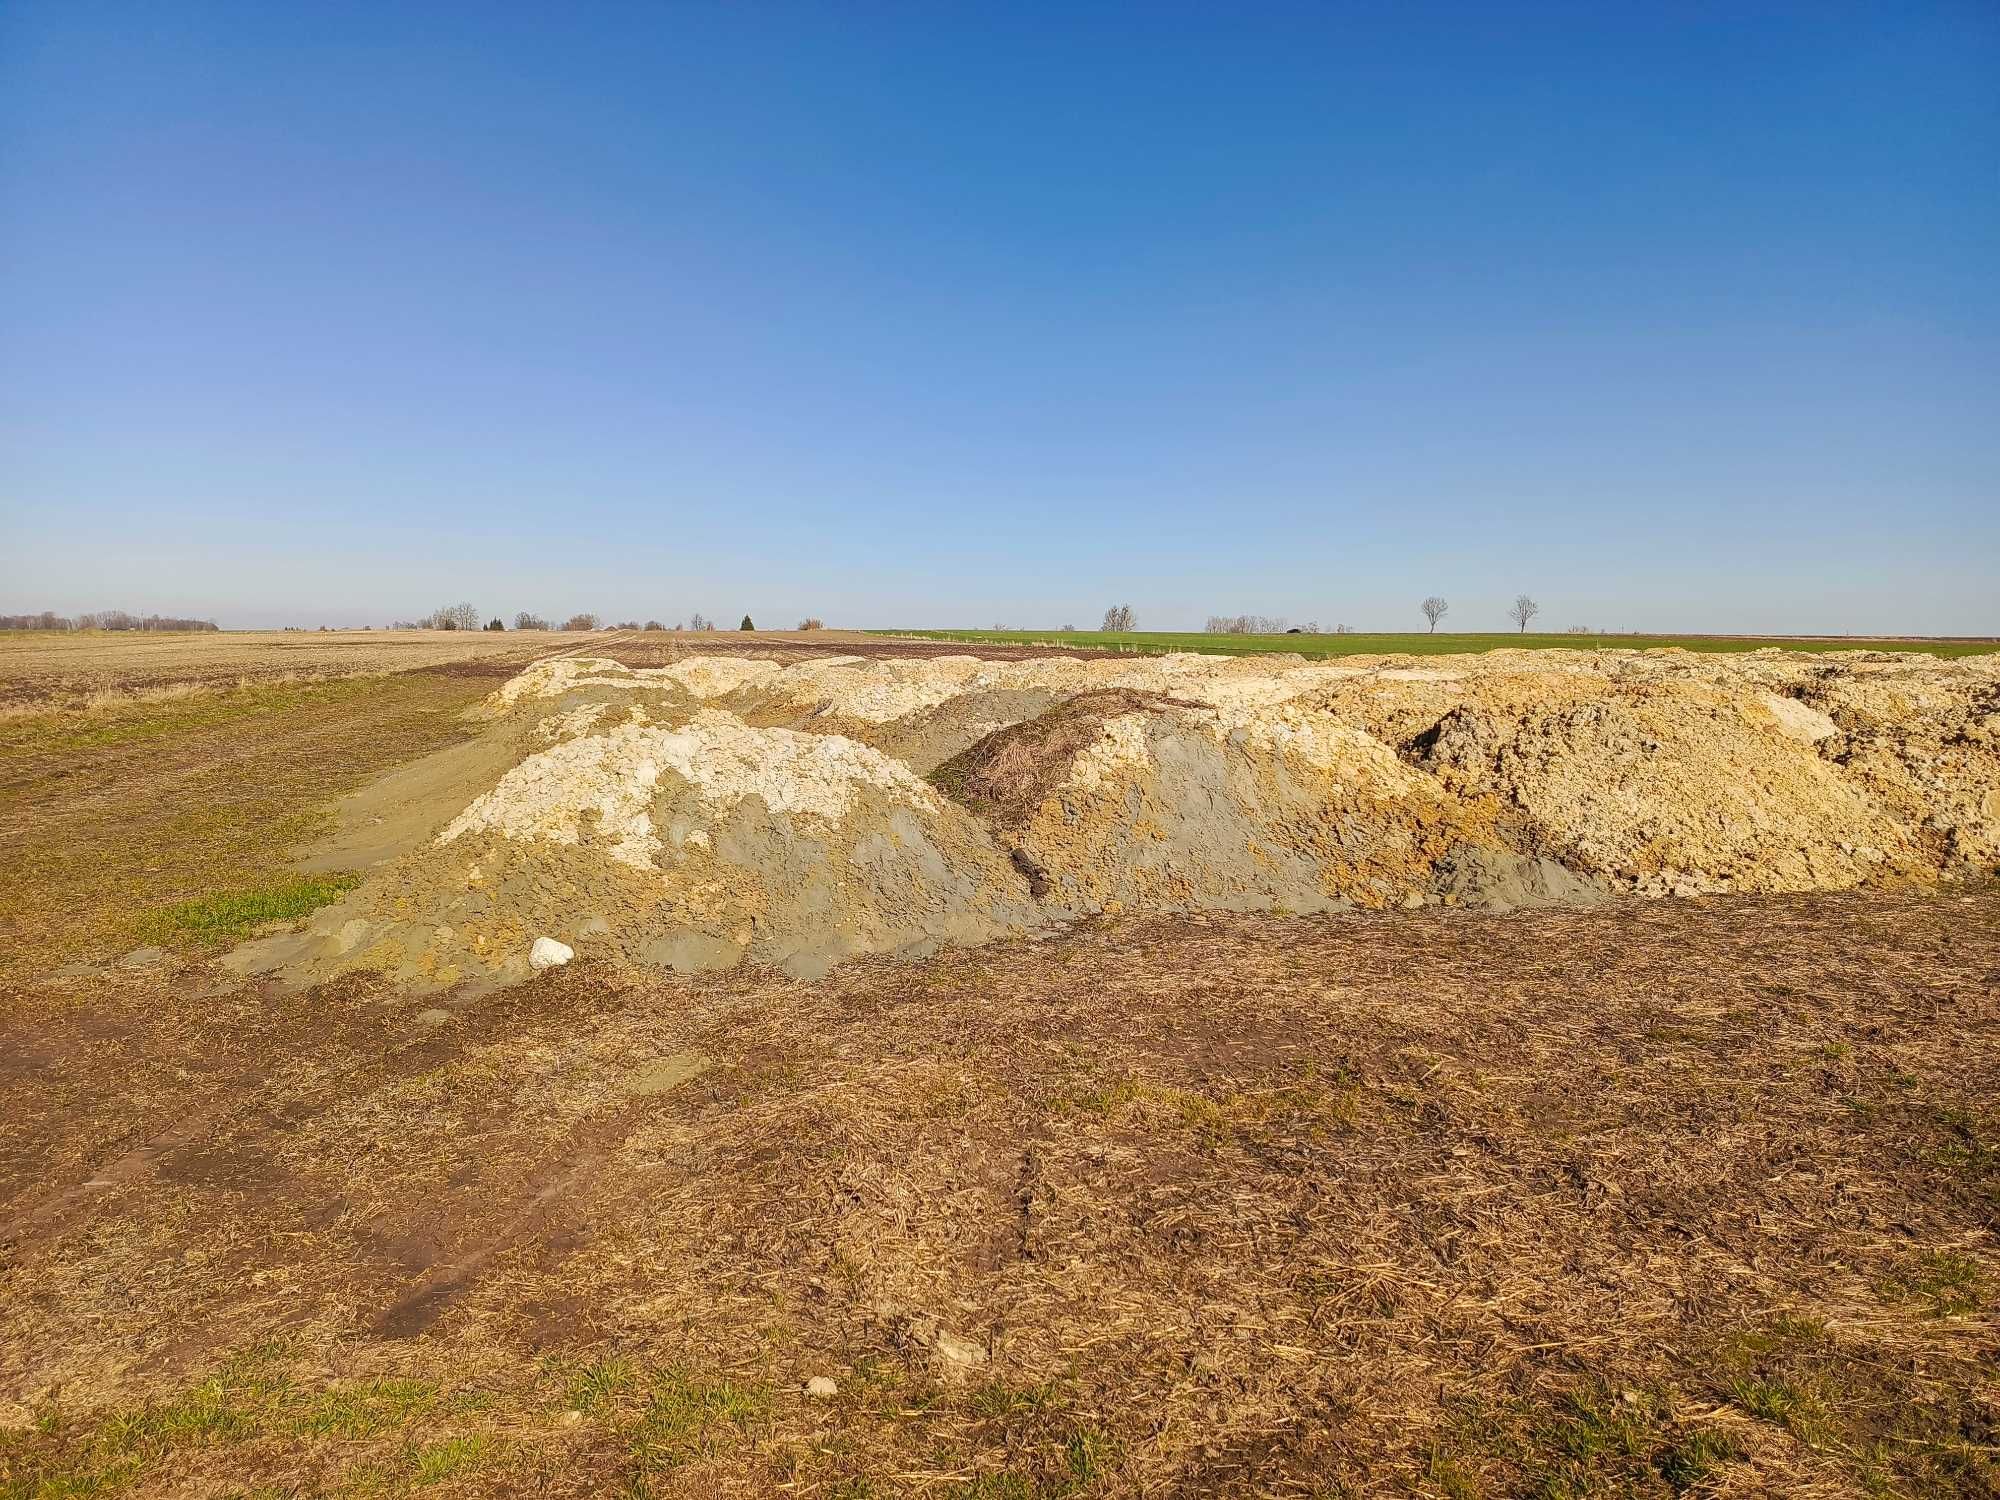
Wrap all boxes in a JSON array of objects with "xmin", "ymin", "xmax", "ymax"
[{"xmin": 1, "ymin": 889, "xmax": 1996, "ymax": 1496}]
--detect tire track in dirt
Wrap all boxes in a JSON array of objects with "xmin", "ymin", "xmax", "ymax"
[
  {"xmin": 0, "ymin": 1099, "xmax": 242, "ymax": 1247},
  {"xmin": 0, "ymin": 972, "xmax": 586, "ymax": 1257},
  {"xmin": 1, "ymin": 960, "xmax": 707, "ymax": 1359},
  {"xmin": 370, "ymin": 1107, "xmax": 642, "ymax": 1340}
]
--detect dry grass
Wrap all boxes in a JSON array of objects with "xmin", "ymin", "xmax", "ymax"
[
  {"xmin": 2, "ymin": 888, "xmax": 1995, "ymax": 1497},
  {"xmin": 0, "ymin": 630, "xmax": 588, "ymax": 714},
  {"xmin": 0, "ymin": 630, "xmax": 1122, "ymax": 718},
  {"xmin": 0, "ymin": 673, "xmax": 497, "ymax": 976}
]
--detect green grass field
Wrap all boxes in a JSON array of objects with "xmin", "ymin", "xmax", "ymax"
[{"xmin": 868, "ymin": 628, "xmax": 1998, "ymax": 660}]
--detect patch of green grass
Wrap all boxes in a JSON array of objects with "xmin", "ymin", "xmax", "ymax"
[
  {"xmin": 1653, "ymin": 1428, "xmax": 1744, "ymax": 1492},
  {"xmin": 957, "ymin": 1476, "xmax": 1034, "ymax": 1500},
  {"xmin": 948, "ymin": 1380, "xmax": 1108, "ymax": 1498},
  {"xmin": 292, "ymin": 1378, "xmax": 441, "ymax": 1439},
  {"xmin": 1539, "ymin": 1388, "xmax": 1654, "ymax": 1467},
  {"xmin": 1421, "ymin": 1384, "xmax": 1753, "ymax": 1499},
  {"xmin": 868, "ymin": 628, "xmax": 1996, "ymax": 660},
  {"xmin": 0, "ymin": 1350, "xmax": 485, "ymax": 1499},
  {"xmin": 968, "ymin": 1381, "xmax": 1066, "ymax": 1420},
  {"xmin": 137, "ymin": 872, "xmax": 361, "ymax": 947},
  {"xmin": 1063, "ymin": 1427, "xmax": 1110, "ymax": 1487},
  {"xmin": 408, "ymin": 1434, "xmax": 492, "ymax": 1486},
  {"xmin": 1719, "ymin": 1314, "xmax": 1835, "ymax": 1446},
  {"xmin": 1425, "ymin": 1447, "xmax": 1483, "ymax": 1500},
  {"xmin": 1882, "ymin": 1249, "xmax": 1987, "ymax": 1317},
  {"xmin": 629, "ymin": 1369, "xmax": 769, "ymax": 1471},
  {"xmin": 563, "ymin": 1357, "xmax": 639, "ymax": 1416},
  {"xmin": 1729, "ymin": 1375, "xmax": 1828, "ymax": 1442},
  {"xmin": 1707, "ymin": 1308, "xmax": 2000, "ymax": 1490},
  {"xmin": 0, "ymin": 679, "xmax": 367, "ymax": 757},
  {"xmin": 1725, "ymin": 1312, "xmax": 1828, "ymax": 1359}
]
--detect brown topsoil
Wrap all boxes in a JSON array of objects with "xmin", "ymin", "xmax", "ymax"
[
  {"xmin": 928, "ymin": 690, "xmax": 1202, "ymax": 830},
  {"xmin": 2, "ymin": 889, "xmax": 1998, "ymax": 1498}
]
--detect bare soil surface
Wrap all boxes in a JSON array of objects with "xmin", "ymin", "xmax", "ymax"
[{"xmin": 3, "ymin": 891, "xmax": 1997, "ymax": 1497}]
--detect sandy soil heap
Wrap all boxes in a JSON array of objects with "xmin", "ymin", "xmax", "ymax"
[{"xmin": 227, "ymin": 647, "xmax": 1999, "ymax": 988}]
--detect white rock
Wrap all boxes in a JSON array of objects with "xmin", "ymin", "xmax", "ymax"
[
  {"xmin": 803, "ymin": 1376, "xmax": 838, "ymax": 1399},
  {"xmin": 529, "ymin": 936, "xmax": 574, "ymax": 970},
  {"xmin": 934, "ymin": 1331, "xmax": 987, "ymax": 1367}
]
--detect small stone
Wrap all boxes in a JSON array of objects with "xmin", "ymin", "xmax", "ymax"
[
  {"xmin": 934, "ymin": 1331, "xmax": 987, "ymax": 1367},
  {"xmin": 559, "ymin": 1409, "xmax": 583, "ymax": 1427},
  {"xmin": 529, "ymin": 936, "xmax": 574, "ymax": 970},
  {"xmin": 118, "ymin": 946, "xmax": 167, "ymax": 969},
  {"xmin": 413, "ymin": 1008, "xmax": 453, "ymax": 1028},
  {"xmin": 804, "ymin": 1376, "xmax": 838, "ymax": 1399}
]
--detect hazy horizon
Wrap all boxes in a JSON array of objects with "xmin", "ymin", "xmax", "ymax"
[{"xmin": 4, "ymin": 2, "xmax": 1996, "ymax": 636}]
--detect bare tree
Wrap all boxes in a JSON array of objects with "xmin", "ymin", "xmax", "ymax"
[
  {"xmin": 796, "ymin": 617, "xmax": 825, "ymax": 630},
  {"xmin": 1507, "ymin": 594, "xmax": 1540, "ymax": 633},
  {"xmin": 1205, "ymin": 613, "xmax": 1288, "ymax": 635},
  {"xmin": 1421, "ymin": 596, "xmax": 1448, "ymax": 633},
  {"xmin": 1101, "ymin": 604, "xmax": 1136, "ymax": 632},
  {"xmin": 688, "ymin": 612, "xmax": 712, "ymax": 632},
  {"xmin": 560, "ymin": 612, "xmax": 600, "ymax": 631},
  {"xmin": 423, "ymin": 602, "xmax": 479, "ymax": 631},
  {"xmin": 6, "ymin": 611, "xmax": 215, "ymax": 631},
  {"xmin": 513, "ymin": 612, "xmax": 550, "ymax": 631}
]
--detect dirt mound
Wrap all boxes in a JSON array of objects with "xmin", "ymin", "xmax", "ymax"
[
  {"xmin": 226, "ymin": 649, "xmax": 1999, "ymax": 988},
  {"xmin": 228, "ymin": 706, "xmax": 1038, "ymax": 987},
  {"xmin": 938, "ymin": 696, "xmax": 1515, "ymax": 915},
  {"xmin": 1407, "ymin": 680, "xmax": 1923, "ymax": 894}
]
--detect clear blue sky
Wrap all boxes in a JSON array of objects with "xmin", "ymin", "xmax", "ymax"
[{"xmin": 2, "ymin": 2, "xmax": 1995, "ymax": 634}]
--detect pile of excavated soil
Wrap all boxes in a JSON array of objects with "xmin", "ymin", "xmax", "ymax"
[{"xmin": 227, "ymin": 648, "xmax": 1999, "ymax": 989}]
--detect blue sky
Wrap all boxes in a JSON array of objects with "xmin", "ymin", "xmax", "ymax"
[{"xmin": 2, "ymin": 1, "xmax": 1995, "ymax": 633}]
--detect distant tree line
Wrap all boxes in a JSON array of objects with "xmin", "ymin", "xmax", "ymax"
[
  {"xmin": 390, "ymin": 606, "xmax": 809, "ymax": 633},
  {"xmin": 1082, "ymin": 594, "xmax": 1561, "ymax": 635},
  {"xmin": 1, "ymin": 610, "xmax": 218, "ymax": 632},
  {"xmin": 1205, "ymin": 614, "xmax": 1291, "ymax": 635}
]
